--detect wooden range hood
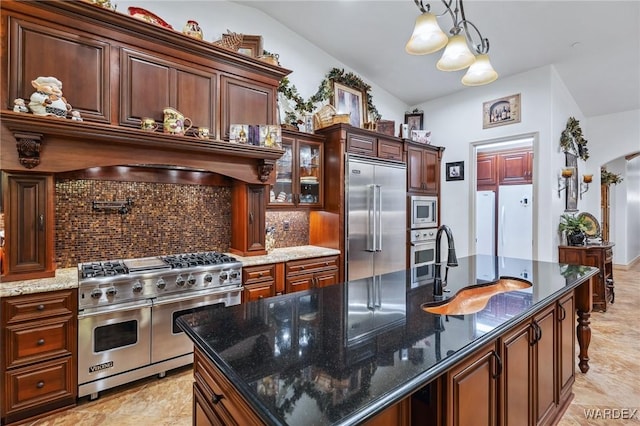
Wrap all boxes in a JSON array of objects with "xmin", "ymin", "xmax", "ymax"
[{"xmin": 0, "ymin": 111, "xmax": 283, "ymax": 183}]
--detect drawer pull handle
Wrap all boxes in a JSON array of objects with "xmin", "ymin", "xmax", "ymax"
[
  {"xmin": 37, "ymin": 304, "xmax": 45, "ymax": 311},
  {"xmin": 36, "ymin": 381, "xmax": 45, "ymax": 389},
  {"xmin": 211, "ymin": 392, "xmax": 224, "ymax": 404},
  {"xmin": 37, "ymin": 338, "xmax": 45, "ymax": 346},
  {"xmin": 258, "ymin": 272, "xmax": 263, "ymax": 277}
]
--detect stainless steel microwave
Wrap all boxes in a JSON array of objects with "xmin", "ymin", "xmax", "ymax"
[{"xmin": 410, "ymin": 196, "xmax": 438, "ymax": 229}]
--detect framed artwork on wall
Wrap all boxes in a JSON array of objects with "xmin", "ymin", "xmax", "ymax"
[
  {"xmin": 331, "ymin": 81, "xmax": 366, "ymax": 128},
  {"xmin": 565, "ymin": 153, "xmax": 579, "ymax": 212},
  {"xmin": 446, "ymin": 161, "xmax": 465, "ymax": 181},
  {"xmin": 482, "ymin": 93, "xmax": 521, "ymax": 129},
  {"xmin": 404, "ymin": 110, "xmax": 424, "ymax": 132}
]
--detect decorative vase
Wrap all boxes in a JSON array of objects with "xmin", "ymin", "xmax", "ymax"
[
  {"xmin": 567, "ymin": 232, "xmax": 585, "ymax": 246},
  {"xmin": 182, "ymin": 20, "xmax": 203, "ymax": 40}
]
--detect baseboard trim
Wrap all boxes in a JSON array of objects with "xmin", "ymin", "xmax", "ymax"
[{"xmin": 614, "ymin": 255, "xmax": 640, "ymax": 270}]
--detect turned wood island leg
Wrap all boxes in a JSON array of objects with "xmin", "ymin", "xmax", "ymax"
[{"xmin": 574, "ymin": 276, "xmax": 594, "ymax": 373}]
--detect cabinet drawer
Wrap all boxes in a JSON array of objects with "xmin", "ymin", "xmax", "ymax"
[
  {"xmin": 347, "ymin": 133, "xmax": 376, "ymax": 156},
  {"xmin": 604, "ymin": 248, "xmax": 613, "ymax": 262},
  {"xmin": 5, "ymin": 356, "xmax": 75, "ymax": 414},
  {"xmin": 377, "ymin": 139, "xmax": 403, "ymax": 161},
  {"xmin": 193, "ymin": 348, "xmax": 262, "ymax": 425},
  {"xmin": 243, "ymin": 283, "xmax": 273, "ymax": 302},
  {"xmin": 286, "ymin": 256, "xmax": 339, "ymax": 275},
  {"xmin": 6, "ymin": 318, "xmax": 73, "ymax": 368},
  {"xmin": 4, "ymin": 290, "xmax": 75, "ymax": 324},
  {"xmin": 243, "ymin": 264, "xmax": 276, "ymax": 285}
]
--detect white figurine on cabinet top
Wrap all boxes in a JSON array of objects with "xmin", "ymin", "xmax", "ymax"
[
  {"xmin": 28, "ymin": 76, "xmax": 72, "ymax": 117},
  {"xmin": 12, "ymin": 98, "xmax": 29, "ymax": 113},
  {"xmin": 71, "ymin": 110, "xmax": 83, "ymax": 121}
]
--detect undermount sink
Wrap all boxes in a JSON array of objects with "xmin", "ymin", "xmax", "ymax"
[{"xmin": 421, "ymin": 277, "xmax": 532, "ymax": 316}]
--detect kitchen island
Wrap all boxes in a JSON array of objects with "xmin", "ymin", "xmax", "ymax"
[{"xmin": 176, "ymin": 255, "xmax": 597, "ymax": 425}]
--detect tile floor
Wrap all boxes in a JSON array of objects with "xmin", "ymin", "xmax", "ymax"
[{"xmin": 23, "ymin": 264, "xmax": 640, "ymax": 426}]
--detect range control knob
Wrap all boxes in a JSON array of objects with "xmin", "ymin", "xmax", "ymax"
[
  {"xmin": 132, "ymin": 280, "xmax": 143, "ymax": 293},
  {"xmin": 229, "ymin": 270, "xmax": 240, "ymax": 280},
  {"xmin": 219, "ymin": 271, "xmax": 229, "ymax": 283},
  {"xmin": 187, "ymin": 274, "xmax": 196, "ymax": 286},
  {"xmin": 90, "ymin": 289, "xmax": 102, "ymax": 299},
  {"xmin": 204, "ymin": 273, "xmax": 213, "ymax": 284},
  {"xmin": 176, "ymin": 275, "xmax": 185, "ymax": 287},
  {"xmin": 414, "ymin": 232, "xmax": 421, "ymax": 239},
  {"xmin": 156, "ymin": 278, "xmax": 167, "ymax": 289},
  {"xmin": 106, "ymin": 287, "xmax": 117, "ymax": 297}
]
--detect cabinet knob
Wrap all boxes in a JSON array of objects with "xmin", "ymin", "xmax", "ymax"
[
  {"xmin": 211, "ymin": 392, "xmax": 224, "ymax": 404},
  {"xmin": 37, "ymin": 338, "xmax": 45, "ymax": 346},
  {"xmin": 257, "ymin": 272, "xmax": 263, "ymax": 278},
  {"xmin": 37, "ymin": 304, "xmax": 45, "ymax": 311},
  {"xmin": 36, "ymin": 381, "xmax": 45, "ymax": 389}
]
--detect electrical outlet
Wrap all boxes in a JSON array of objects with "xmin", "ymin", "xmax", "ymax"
[{"xmin": 283, "ymin": 220, "xmax": 290, "ymax": 231}]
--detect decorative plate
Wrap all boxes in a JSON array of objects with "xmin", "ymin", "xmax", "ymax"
[
  {"xmin": 578, "ymin": 212, "xmax": 600, "ymax": 237},
  {"xmin": 127, "ymin": 7, "xmax": 173, "ymax": 29}
]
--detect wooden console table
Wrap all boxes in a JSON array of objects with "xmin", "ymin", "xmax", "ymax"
[{"xmin": 559, "ymin": 243, "xmax": 615, "ymax": 312}]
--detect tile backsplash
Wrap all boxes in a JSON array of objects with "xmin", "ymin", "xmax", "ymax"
[{"xmin": 54, "ymin": 179, "xmax": 311, "ymax": 267}]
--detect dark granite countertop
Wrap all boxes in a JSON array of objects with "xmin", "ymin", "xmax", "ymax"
[{"xmin": 176, "ymin": 255, "xmax": 597, "ymax": 425}]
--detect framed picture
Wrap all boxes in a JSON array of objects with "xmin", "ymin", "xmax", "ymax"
[
  {"xmin": 224, "ymin": 34, "xmax": 263, "ymax": 58},
  {"xmin": 410, "ymin": 130, "xmax": 431, "ymax": 144},
  {"xmin": 331, "ymin": 81, "xmax": 366, "ymax": 128},
  {"xmin": 405, "ymin": 110, "xmax": 424, "ymax": 132},
  {"xmin": 446, "ymin": 161, "xmax": 464, "ymax": 181},
  {"xmin": 482, "ymin": 93, "xmax": 521, "ymax": 129}
]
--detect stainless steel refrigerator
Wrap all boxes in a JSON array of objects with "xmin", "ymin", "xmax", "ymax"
[
  {"xmin": 346, "ymin": 154, "xmax": 407, "ymax": 280},
  {"xmin": 345, "ymin": 155, "xmax": 407, "ymax": 343}
]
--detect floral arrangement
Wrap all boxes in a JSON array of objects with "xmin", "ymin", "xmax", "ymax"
[
  {"xmin": 278, "ymin": 68, "xmax": 380, "ymax": 125},
  {"xmin": 601, "ymin": 168, "xmax": 623, "ymax": 186},
  {"xmin": 560, "ymin": 117, "xmax": 589, "ymax": 161}
]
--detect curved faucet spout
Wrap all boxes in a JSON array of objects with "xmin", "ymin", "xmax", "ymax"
[{"xmin": 434, "ymin": 225, "xmax": 458, "ymax": 298}]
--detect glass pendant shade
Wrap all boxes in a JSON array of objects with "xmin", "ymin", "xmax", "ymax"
[
  {"xmin": 436, "ymin": 34, "xmax": 475, "ymax": 71},
  {"xmin": 405, "ymin": 12, "xmax": 448, "ymax": 55},
  {"xmin": 462, "ymin": 54, "xmax": 498, "ymax": 86}
]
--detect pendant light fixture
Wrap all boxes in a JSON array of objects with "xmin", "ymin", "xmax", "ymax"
[{"xmin": 405, "ymin": 0, "xmax": 498, "ymax": 86}]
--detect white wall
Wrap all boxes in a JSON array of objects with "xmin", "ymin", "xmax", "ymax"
[{"xmin": 117, "ymin": 1, "xmax": 407, "ymax": 129}]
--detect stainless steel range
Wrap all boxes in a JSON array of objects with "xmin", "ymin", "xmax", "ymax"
[{"xmin": 77, "ymin": 252, "xmax": 242, "ymax": 400}]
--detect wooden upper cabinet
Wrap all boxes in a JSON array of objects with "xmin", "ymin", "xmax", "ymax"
[
  {"xmin": 499, "ymin": 150, "xmax": 533, "ymax": 185},
  {"xmin": 230, "ymin": 182, "xmax": 267, "ymax": 256},
  {"xmin": 2, "ymin": 173, "xmax": 55, "ymax": 281},
  {"xmin": 221, "ymin": 76, "xmax": 275, "ymax": 140},
  {"xmin": 477, "ymin": 153, "xmax": 498, "ymax": 188},
  {"xmin": 120, "ymin": 49, "xmax": 217, "ymax": 132},
  {"xmin": 7, "ymin": 15, "xmax": 111, "ymax": 122},
  {"xmin": 407, "ymin": 143, "xmax": 441, "ymax": 195}
]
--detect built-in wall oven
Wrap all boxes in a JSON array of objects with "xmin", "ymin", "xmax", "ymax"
[
  {"xmin": 77, "ymin": 252, "xmax": 242, "ymax": 400},
  {"xmin": 409, "ymin": 228, "xmax": 436, "ymax": 288}
]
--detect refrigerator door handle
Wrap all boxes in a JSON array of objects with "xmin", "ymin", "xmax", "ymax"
[
  {"xmin": 367, "ymin": 281, "xmax": 375, "ymax": 311},
  {"xmin": 367, "ymin": 184, "xmax": 377, "ymax": 252},
  {"xmin": 376, "ymin": 185, "xmax": 382, "ymax": 252}
]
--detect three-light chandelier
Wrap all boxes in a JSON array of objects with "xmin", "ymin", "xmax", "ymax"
[{"xmin": 406, "ymin": 0, "xmax": 498, "ymax": 86}]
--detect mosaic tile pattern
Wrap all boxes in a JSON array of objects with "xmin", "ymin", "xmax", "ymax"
[
  {"xmin": 55, "ymin": 179, "xmax": 231, "ymax": 267},
  {"xmin": 266, "ymin": 210, "xmax": 309, "ymax": 248}
]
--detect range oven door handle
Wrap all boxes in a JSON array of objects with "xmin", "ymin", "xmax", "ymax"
[
  {"xmin": 150, "ymin": 288, "xmax": 242, "ymax": 307},
  {"xmin": 78, "ymin": 299, "xmax": 152, "ymax": 319}
]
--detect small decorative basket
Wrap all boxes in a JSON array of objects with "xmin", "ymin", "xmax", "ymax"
[
  {"xmin": 313, "ymin": 104, "xmax": 350, "ymax": 130},
  {"xmin": 213, "ymin": 30, "xmax": 243, "ymax": 52}
]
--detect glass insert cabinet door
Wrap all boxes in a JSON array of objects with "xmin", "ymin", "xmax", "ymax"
[
  {"xmin": 298, "ymin": 142, "xmax": 321, "ymax": 205},
  {"xmin": 269, "ymin": 135, "xmax": 322, "ymax": 207}
]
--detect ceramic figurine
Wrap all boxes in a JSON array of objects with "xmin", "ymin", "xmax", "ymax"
[
  {"xmin": 28, "ymin": 76, "xmax": 72, "ymax": 117},
  {"xmin": 71, "ymin": 110, "xmax": 83, "ymax": 121},
  {"xmin": 12, "ymin": 98, "xmax": 29, "ymax": 113},
  {"xmin": 182, "ymin": 20, "xmax": 203, "ymax": 40}
]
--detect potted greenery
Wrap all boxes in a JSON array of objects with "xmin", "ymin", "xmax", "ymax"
[{"xmin": 558, "ymin": 214, "xmax": 593, "ymax": 246}]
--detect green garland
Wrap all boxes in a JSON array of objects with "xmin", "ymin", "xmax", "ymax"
[
  {"xmin": 278, "ymin": 68, "xmax": 381, "ymax": 124},
  {"xmin": 560, "ymin": 117, "xmax": 589, "ymax": 161},
  {"xmin": 601, "ymin": 169, "xmax": 623, "ymax": 185}
]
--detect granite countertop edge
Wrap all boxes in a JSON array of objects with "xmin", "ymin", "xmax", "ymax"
[{"xmin": 0, "ymin": 246, "xmax": 340, "ymax": 298}]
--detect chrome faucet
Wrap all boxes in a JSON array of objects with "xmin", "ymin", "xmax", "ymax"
[{"xmin": 434, "ymin": 225, "xmax": 458, "ymax": 299}]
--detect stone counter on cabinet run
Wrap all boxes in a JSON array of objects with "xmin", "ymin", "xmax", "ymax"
[
  {"xmin": 230, "ymin": 245, "xmax": 340, "ymax": 266},
  {"xmin": 0, "ymin": 267, "xmax": 78, "ymax": 298}
]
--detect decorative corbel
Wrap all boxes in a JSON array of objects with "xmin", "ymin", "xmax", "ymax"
[
  {"xmin": 14, "ymin": 132, "xmax": 44, "ymax": 169},
  {"xmin": 258, "ymin": 159, "xmax": 275, "ymax": 182}
]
